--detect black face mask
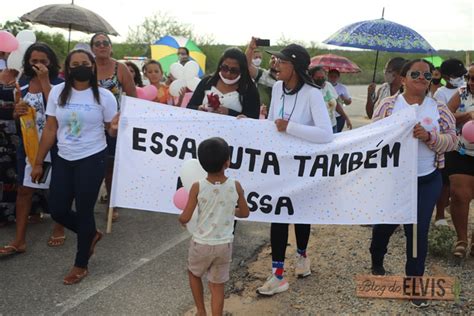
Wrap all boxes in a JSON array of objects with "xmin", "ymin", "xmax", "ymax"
[
  {"xmin": 431, "ymin": 78, "xmax": 441, "ymax": 85},
  {"xmin": 69, "ymin": 66, "xmax": 93, "ymax": 82},
  {"xmin": 313, "ymin": 78, "xmax": 326, "ymax": 87}
]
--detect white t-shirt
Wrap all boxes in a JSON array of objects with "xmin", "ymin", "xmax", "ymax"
[
  {"xmin": 332, "ymin": 82, "xmax": 351, "ymax": 118},
  {"xmin": 193, "ymin": 178, "xmax": 238, "ymax": 245},
  {"xmin": 321, "ymin": 83, "xmax": 338, "ymax": 126},
  {"xmin": 268, "ymin": 81, "xmax": 333, "ymax": 143},
  {"xmin": 46, "ymin": 83, "xmax": 118, "ymax": 161},
  {"xmin": 433, "ymin": 86, "xmax": 458, "ymax": 105},
  {"xmin": 393, "ymin": 95, "xmax": 439, "ymax": 176}
]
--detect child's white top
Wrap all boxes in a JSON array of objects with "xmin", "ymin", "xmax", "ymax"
[{"xmin": 192, "ymin": 178, "xmax": 239, "ymax": 246}]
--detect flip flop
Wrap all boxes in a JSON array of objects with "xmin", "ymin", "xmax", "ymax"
[
  {"xmin": 47, "ymin": 235, "xmax": 66, "ymax": 247},
  {"xmin": 63, "ymin": 269, "xmax": 88, "ymax": 285},
  {"xmin": 0, "ymin": 245, "xmax": 26, "ymax": 257}
]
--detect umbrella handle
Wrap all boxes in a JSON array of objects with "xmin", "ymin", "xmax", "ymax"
[{"xmin": 372, "ymin": 50, "xmax": 380, "ymax": 83}]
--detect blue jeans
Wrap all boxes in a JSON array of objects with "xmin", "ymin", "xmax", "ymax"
[
  {"xmin": 49, "ymin": 149, "xmax": 106, "ymax": 268},
  {"xmin": 336, "ymin": 116, "xmax": 345, "ymax": 133},
  {"xmin": 369, "ymin": 169, "xmax": 442, "ymax": 276}
]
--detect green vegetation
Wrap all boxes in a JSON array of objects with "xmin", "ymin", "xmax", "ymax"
[{"xmin": 2, "ymin": 18, "xmax": 472, "ymax": 85}]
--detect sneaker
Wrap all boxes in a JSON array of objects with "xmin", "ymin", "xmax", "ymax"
[
  {"xmin": 371, "ymin": 265, "xmax": 386, "ymax": 276},
  {"xmin": 295, "ymin": 255, "xmax": 311, "ymax": 278},
  {"xmin": 256, "ymin": 275, "xmax": 289, "ymax": 296},
  {"xmin": 410, "ymin": 299, "xmax": 430, "ymax": 308}
]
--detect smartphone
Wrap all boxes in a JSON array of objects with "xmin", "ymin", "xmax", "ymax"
[
  {"xmin": 39, "ymin": 161, "xmax": 52, "ymax": 184},
  {"xmin": 256, "ymin": 39, "xmax": 270, "ymax": 47}
]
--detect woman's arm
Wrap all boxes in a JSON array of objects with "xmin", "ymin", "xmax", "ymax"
[
  {"xmin": 447, "ymin": 91, "xmax": 460, "ymax": 113},
  {"xmin": 118, "ymin": 62, "xmax": 137, "ymax": 97},
  {"xmin": 240, "ymin": 85, "xmax": 260, "ymax": 119},
  {"xmin": 425, "ymin": 102, "xmax": 458, "ymax": 153},
  {"xmin": 31, "ymin": 116, "xmax": 58, "ymax": 183}
]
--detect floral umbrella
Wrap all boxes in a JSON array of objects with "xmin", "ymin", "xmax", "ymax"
[
  {"xmin": 309, "ymin": 54, "xmax": 361, "ymax": 73},
  {"xmin": 151, "ymin": 35, "xmax": 206, "ymax": 77},
  {"xmin": 323, "ymin": 13, "xmax": 435, "ymax": 81}
]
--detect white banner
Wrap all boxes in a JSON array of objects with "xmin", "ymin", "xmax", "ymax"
[{"xmin": 111, "ymin": 97, "xmax": 418, "ymax": 225}]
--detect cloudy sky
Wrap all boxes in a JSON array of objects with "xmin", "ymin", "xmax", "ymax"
[{"xmin": 2, "ymin": 0, "xmax": 473, "ymax": 50}]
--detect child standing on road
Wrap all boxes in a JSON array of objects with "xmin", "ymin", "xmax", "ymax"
[{"xmin": 179, "ymin": 137, "xmax": 249, "ymax": 316}]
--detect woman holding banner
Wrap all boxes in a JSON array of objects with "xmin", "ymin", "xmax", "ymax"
[
  {"xmin": 31, "ymin": 49, "xmax": 118, "ymax": 285},
  {"xmin": 369, "ymin": 59, "xmax": 457, "ymax": 308},
  {"xmin": 256, "ymin": 44, "xmax": 333, "ymax": 296}
]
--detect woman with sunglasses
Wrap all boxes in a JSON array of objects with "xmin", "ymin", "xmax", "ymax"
[
  {"xmin": 90, "ymin": 33, "xmax": 136, "ymax": 222},
  {"xmin": 0, "ymin": 43, "xmax": 66, "ymax": 257},
  {"xmin": 446, "ymin": 64, "xmax": 474, "ymax": 259},
  {"xmin": 369, "ymin": 59, "xmax": 457, "ymax": 308},
  {"xmin": 256, "ymin": 44, "xmax": 333, "ymax": 296},
  {"xmin": 31, "ymin": 49, "xmax": 118, "ymax": 285},
  {"xmin": 187, "ymin": 47, "xmax": 260, "ymax": 119}
]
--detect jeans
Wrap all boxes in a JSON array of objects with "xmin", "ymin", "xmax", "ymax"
[
  {"xmin": 49, "ymin": 149, "xmax": 106, "ymax": 268},
  {"xmin": 336, "ymin": 116, "xmax": 345, "ymax": 133},
  {"xmin": 369, "ymin": 170, "xmax": 442, "ymax": 276},
  {"xmin": 271, "ymin": 223, "xmax": 311, "ymax": 262}
]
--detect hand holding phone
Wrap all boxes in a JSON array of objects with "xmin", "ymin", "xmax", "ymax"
[{"xmin": 255, "ymin": 38, "xmax": 270, "ymax": 47}]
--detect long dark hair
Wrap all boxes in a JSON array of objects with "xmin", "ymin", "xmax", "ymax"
[
  {"xmin": 207, "ymin": 47, "xmax": 257, "ymax": 105},
  {"xmin": 22, "ymin": 42, "xmax": 60, "ymax": 80},
  {"xmin": 125, "ymin": 61, "xmax": 144, "ymax": 87},
  {"xmin": 59, "ymin": 49, "xmax": 101, "ymax": 106}
]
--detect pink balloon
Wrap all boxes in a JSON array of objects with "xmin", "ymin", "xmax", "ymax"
[
  {"xmin": 0, "ymin": 31, "xmax": 19, "ymax": 53},
  {"xmin": 462, "ymin": 120, "xmax": 474, "ymax": 143},
  {"xmin": 143, "ymin": 85, "xmax": 158, "ymax": 101},
  {"xmin": 173, "ymin": 187, "xmax": 189, "ymax": 210},
  {"xmin": 136, "ymin": 87, "xmax": 146, "ymax": 99}
]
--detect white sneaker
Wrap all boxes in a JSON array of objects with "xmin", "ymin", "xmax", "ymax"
[
  {"xmin": 295, "ymin": 255, "xmax": 311, "ymax": 278},
  {"xmin": 256, "ymin": 275, "xmax": 289, "ymax": 296}
]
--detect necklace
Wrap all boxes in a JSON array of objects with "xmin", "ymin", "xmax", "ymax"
[{"xmin": 279, "ymin": 91, "xmax": 298, "ymax": 121}]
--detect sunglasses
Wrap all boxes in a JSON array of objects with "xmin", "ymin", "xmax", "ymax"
[
  {"xmin": 93, "ymin": 40, "xmax": 111, "ymax": 48},
  {"xmin": 220, "ymin": 64, "xmax": 240, "ymax": 75},
  {"xmin": 408, "ymin": 70, "xmax": 432, "ymax": 81}
]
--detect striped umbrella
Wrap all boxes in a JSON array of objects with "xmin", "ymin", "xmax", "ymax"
[
  {"xmin": 151, "ymin": 35, "xmax": 206, "ymax": 77},
  {"xmin": 309, "ymin": 54, "xmax": 361, "ymax": 73}
]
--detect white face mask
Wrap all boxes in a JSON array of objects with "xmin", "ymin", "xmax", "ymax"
[
  {"xmin": 219, "ymin": 72, "xmax": 241, "ymax": 85},
  {"xmin": 252, "ymin": 58, "xmax": 262, "ymax": 67},
  {"xmin": 449, "ymin": 76, "xmax": 465, "ymax": 88},
  {"xmin": 384, "ymin": 72, "xmax": 395, "ymax": 84}
]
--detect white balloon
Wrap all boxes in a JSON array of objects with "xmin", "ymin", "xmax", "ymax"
[
  {"xmin": 180, "ymin": 159, "xmax": 207, "ymax": 191},
  {"xmin": 6, "ymin": 50, "xmax": 24, "ymax": 72},
  {"xmin": 186, "ymin": 77, "xmax": 201, "ymax": 91},
  {"xmin": 170, "ymin": 62, "xmax": 184, "ymax": 79},
  {"xmin": 16, "ymin": 30, "xmax": 36, "ymax": 43},
  {"xmin": 183, "ymin": 60, "xmax": 199, "ymax": 80},
  {"xmin": 169, "ymin": 79, "xmax": 186, "ymax": 97},
  {"xmin": 19, "ymin": 41, "xmax": 34, "ymax": 54}
]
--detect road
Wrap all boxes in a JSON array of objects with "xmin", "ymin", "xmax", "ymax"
[{"xmin": 0, "ymin": 85, "xmax": 370, "ymax": 315}]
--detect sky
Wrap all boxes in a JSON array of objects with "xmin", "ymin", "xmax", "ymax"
[{"xmin": 1, "ymin": 0, "xmax": 473, "ymax": 51}]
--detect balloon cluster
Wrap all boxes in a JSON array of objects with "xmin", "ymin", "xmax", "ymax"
[
  {"xmin": 173, "ymin": 159, "xmax": 207, "ymax": 233},
  {"xmin": 169, "ymin": 61, "xmax": 201, "ymax": 97},
  {"xmin": 462, "ymin": 120, "xmax": 474, "ymax": 143},
  {"xmin": 0, "ymin": 30, "xmax": 36, "ymax": 73}
]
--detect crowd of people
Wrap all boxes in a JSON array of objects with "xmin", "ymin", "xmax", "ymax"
[{"xmin": 0, "ymin": 33, "xmax": 473, "ymax": 313}]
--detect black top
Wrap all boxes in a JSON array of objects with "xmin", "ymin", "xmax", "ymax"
[{"xmin": 187, "ymin": 76, "xmax": 260, "ymax": 119}]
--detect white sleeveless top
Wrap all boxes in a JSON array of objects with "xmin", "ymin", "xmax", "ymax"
[{"xmin": 192, "ymin": 178, "xmax": 239, "ymax": 245}]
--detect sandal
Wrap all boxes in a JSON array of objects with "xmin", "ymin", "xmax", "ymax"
[
  {"xmin": 89, "ymin": 230, "xmax": 103, "ymax": 258},
  {"xmin": 47, "ymin": 235, "xmax": 66, "ymax": 247},
  {"xmin": 453, "ymin": 240, "xmax": 468, "ymax": 259},
  {"xmin": 0, "ymin": 245, "xmax": 26, "ymax": 257},
  {"xmin": 63, "ymin": 269, "xmax": 88, "ymax": 285}
]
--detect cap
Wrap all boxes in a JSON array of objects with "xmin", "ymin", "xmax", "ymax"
[
  {"xmin": 440, "ymin": 58, "xmax": 467, "ymax": 77},
  {"xmin": 266, "ymin": 44, "xmax": 310, "ymax": 70}
]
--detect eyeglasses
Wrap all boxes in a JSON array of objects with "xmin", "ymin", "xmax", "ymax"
[
  {"xmin": 93, "ymin": 40, "xmax": 111, "ymax": 48},
  {"xmin": 407, "ymin": 70, "xmax": 432, "ymax": 81},
  {"xmin": 220, "ymin": 64, "xmax": 240, "ymax": 75}
]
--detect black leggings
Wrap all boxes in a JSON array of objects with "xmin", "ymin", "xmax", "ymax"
[{"xmin": 271, "ymin": 223, "xmax": 311, "ymax": 262}]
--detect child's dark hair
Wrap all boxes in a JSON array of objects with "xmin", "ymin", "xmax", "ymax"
[
  {"xmin": 142, "ymin": 59, "xmax": 163, "ymax": 74},
  {"xmin": 198, "ymin": 137, "xmax": 230, "ymax": 173}
]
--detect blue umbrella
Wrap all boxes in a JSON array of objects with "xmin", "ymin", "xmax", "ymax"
[{"xmin": 323, "ymin": 9, "xmax": 435, "ymax": 81}]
